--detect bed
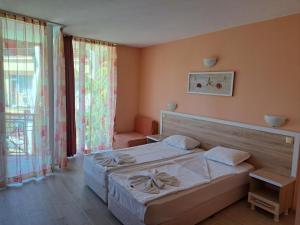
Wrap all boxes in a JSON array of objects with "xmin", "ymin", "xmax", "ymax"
[
  {"xmin": 108, "ymin": 151, "xmax": 254, "ymax": 225},
  {"xmin": 106, "ymin": 110, "xmax": 300, "ymax": 225},
  {"xmin": 84, "ymin": 142, "xmax": 202, "ymax": 202}
]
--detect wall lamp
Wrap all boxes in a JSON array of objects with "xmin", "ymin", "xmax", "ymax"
[
  {"xmin": 264, "ymin": 115, "xmax": 287, "ymax": 127},
  {"xmin": 203, "ymin": 57, "xmax": 218, "ymax": 68},
  {"xmin": 167, "ymin": 102, "xmax": 177, "ymax": 111}
]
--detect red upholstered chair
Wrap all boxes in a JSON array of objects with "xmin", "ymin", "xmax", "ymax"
[{"xmin": 113, "ymin": 115, "xmax": 158, "ymax": 149}]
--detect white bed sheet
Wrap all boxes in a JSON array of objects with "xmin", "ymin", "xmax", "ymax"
[
  {"xmin": 108, "ymin": 152, "xmax": 254, "ymax": 221},
  {"xmin": 83, "ymin": 142, "xmax": 202, "ymax": 196}
]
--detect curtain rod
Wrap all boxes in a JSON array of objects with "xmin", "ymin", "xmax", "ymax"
[
  {"xmin": 0, "ymin": 9, "xmax": 118, "ymax": 46},
  {"xmin": 0, "ymin": 9, "xmax": 66, "ymax": 27},
  {"xmin": 72, "ymin": 35, "xmax": 117, "ymax": 46}
]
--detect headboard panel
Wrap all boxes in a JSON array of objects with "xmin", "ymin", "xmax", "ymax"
[{"xmin": 160, "ymin": 111, "xmax": 300, "ymax": 177}]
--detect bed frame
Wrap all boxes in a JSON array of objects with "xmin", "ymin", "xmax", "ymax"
[
  {"xmin": 108, "ymin": 111, "xmax": 300, "ymax": 225},
  {"xmin": 84, "ymin": 171, "xmax": 108, "ymax": 202},
  {"xmin": 109, "ymin": 183, "xmax": 248, "ymax": 225}
]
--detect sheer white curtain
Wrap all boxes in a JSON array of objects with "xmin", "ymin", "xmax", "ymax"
[
  {"xmin": 0, "ymin": 15, "xmax": 51, "ymax": 187},
  {"xmin": 73, "ymin": 39, "xmax": 117, "ymax": 153},
  {"xmin": 53, "ymin": 26, "xmax": 67, "ymax": 168}
]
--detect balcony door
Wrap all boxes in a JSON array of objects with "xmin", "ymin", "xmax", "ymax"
[
  {"xmin": 0, "ymin": 15, "xmax": 51, "ymax": 186},
  {"xmin": 72, "ymin": 39, "xmax": 117, "ymax": 153}
]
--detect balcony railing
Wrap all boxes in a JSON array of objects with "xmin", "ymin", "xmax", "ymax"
[{"xmin": 5, "ymin": 113, "xmax": 34, "ymax": 155}]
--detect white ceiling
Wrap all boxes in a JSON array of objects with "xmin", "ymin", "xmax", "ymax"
[{"xmin": 0, "ymin": 0, "xmax": 300, "ymax": 47}]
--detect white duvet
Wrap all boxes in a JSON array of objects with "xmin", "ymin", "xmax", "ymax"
[
  {"xmin": 83, "ymin": 142, "xmax": 202, "ymax": 198},
  {"xmin": 108, "ymin": 152, "xmax": 254, "ymax": 220},
  {"xmin": 109, "ymin": 154, "xmax": 211, "ymax": 204}
]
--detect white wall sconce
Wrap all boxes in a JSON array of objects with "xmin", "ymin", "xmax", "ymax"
[
  {"xmin": 264, "ymin": 115, "xmax": 287, "ymax": 127},
  {"xmin": 167, "ymin": 102, "xmax": 177, "ymax": 111},
  {"xmin": 203, "ymin": 57, "xmax": 218, "ymax": 68}
]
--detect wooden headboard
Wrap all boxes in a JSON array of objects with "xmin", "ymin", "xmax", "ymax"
[{"xmin": 160, "ymin": 111, "xmax": 300, "ymax": 177}]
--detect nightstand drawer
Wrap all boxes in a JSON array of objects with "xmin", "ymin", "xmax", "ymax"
[{"xmin": 248, "ymin": 192, "xmax": 279, "ymax": 214}]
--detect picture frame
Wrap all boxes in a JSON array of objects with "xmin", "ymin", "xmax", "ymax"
[{"xmin": 187, "ymin": 71, "xmax": 235, "ymax": 96}]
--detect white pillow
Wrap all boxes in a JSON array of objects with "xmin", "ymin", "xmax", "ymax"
[
  {"xmin": 162, "ymin": 135, "xmax": 200, "ymax": 150},
  {"xmin": 204, "ymin": 146, "xmax": 250, "ymax": 166}
]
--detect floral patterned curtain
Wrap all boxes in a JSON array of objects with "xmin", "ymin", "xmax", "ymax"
[
  {"xmin": 53, "ymin": 26, "xmax": 67, "ymax": 167},
  {"xmin": 0, "ymin": 15, "xmax": 51, "ymax": 187},
  {"xmin": 73, "ymin": 39, "xmax": 117, "ymax": 153}
]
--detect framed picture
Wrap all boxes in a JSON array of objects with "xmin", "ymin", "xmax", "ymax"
[{"xmin": 187, "ymin": 71, "xmax": 235, "ymax": 96}]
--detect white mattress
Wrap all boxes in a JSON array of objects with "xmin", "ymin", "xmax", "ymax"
[
  {"xmin": 83, "ymin": 142, "xmax": 202, "ymax": 199},
  {"xmin": 108, "ymin": 152, "xmax": 254, "ymax": 221}
]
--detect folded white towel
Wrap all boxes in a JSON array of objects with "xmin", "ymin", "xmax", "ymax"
[
  {"xmin": 94, "ymin": 153, "xmax": 136, "ymax": 167},
  {"xmin": 129, "ymin": 169, "xmax": 180, "ymax": 194}
]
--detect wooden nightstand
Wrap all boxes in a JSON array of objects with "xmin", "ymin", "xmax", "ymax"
[
  {"xmin": 146, "ymin": 134, "xmax": 167, "ymax": 144},
  {"xmin": 248, "ymin": 168, "xmax": 295, "ymax": 222}
]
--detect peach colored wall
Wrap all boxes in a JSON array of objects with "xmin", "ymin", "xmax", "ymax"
[
  {"xmin": 115, "ymin": 14, "xmax": 300, "ymax": 216},
  {"xmin": 115, "ymin": 45, "xmax": 140, "ymax": 132},
  {"xmin": 138, "ymin": 14, "xmax": 300, "ymax": 132}
]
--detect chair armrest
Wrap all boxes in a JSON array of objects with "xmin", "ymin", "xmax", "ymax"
[{"xmin": 128, "ymin": 138, "xmax": 147, "ymax": 147}]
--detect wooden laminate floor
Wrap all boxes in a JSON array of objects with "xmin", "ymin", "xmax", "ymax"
[{"xmin": 0, "ymin": 156, "xmax": 295, "ymax": 225}]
